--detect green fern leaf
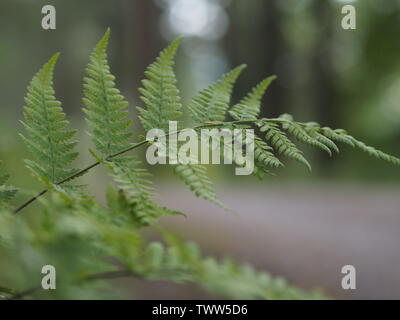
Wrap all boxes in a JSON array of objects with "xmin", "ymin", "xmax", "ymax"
[
  {"xmin": 107, "ymin": 157, "xmax": 153, "ymax": 199},
  {"xmin": 349, "ymin": 136, "xmax": 400, "ymax": 165},
  {"xmin": 229, "ymin": 75, "xmax": 276, "ymax": 121},
  {"xmin": 320, "ymin": 127, "xmax": 355, "ymax": 147},
  {"xmin": 174, "ymin": 164, "xmax": 223, "ymax": 207},
  {"xmin": 178, "ymin": 65, "xmax": 246, "ymax": 203},
  {"xmin": 319, "ymin": 126, "xmax": 400, "ymax": 165},
  {"xmin": 83, "ymin": 29, "xmax": 132, "ymax": 156},
  {"xmin": 229, "ymin": 78, "xmax": 281, "ymax": 178},
  {"xmin": 84, "ymin": 32, "xmax": 182, "ymax": 226},
  {"xmin": 232, "ymin": 131, "xmax": 281, "ymax": 180},
  {"xmin": 107, "ymin": 157, "xmax": 182, "ymax": 227},
  {"xmin": 138, "ymin": 240, "xmax": 324, "ymax": 300},
  {"xmin": 260, "ymin": 122, "xmax": 311, "ymax": 170},
  {"xmin": 137, "ymin": 38, "xmax": 183, "ymax": 132},
  {"xmin": 144, "ymin": 242, "xmax": 165, "ymax": 271},
  {"xmin": 134, "ymin": 198, "xmax": 184, "ymax": 227},
  {"xmin": 20, "ymin": 53, "xmax": 79, "ymax": 184},
  {"xmin": 280, "ymin": 115, "xmax": 332, "ymax": 156},
  {"xmin": 251, "ymin": 165, "xmax": 271, "ymax": 180},
  {"xmin": 189, "ymin": 65, "xmax": 246, "ymax": 123},
  {"xmin": 303, "ymin": 124, "xmax": 339, "ymax": 153},
  {"xmin": 253, "ymin": 136, "xmax": 283, "ymax": 169}
]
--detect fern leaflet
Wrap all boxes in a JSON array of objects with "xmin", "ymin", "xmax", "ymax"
[
  {"xmin": 83, "ymin": 29, "xmax": 132, "ymax": 156},
  {"xmin": 280, "ymin": 114, "xmax": 333, "ymax": 156},
  {"xmin": 253, "ymin": 135, "xmax": 283, "ymax": 168},
  {"xmin": 174, "ymin": 164, "xmax": 223, "ymax": 208},
  {"xmin": 320, "ymin": 127, "xmax": 355, "ymax": 147},
  {"xmin": 332, "ymin": 130, "xmax": 400, "ymax": 165},
  {"xmin": 137, "ymin": 38, "xmax": 183, "ymax": 132},
  {"xmin": 260, "ymin": 122, "xmax": 311, "ymax": 170},
  {"xmin": 106, "ymin": 157, "xmax": 182, "ymax": 227},
  {"xmin": 303, "ymin": 123, "xmax": 339, "ymax": 153},
  {"xmin": 138, "ymin": 241, "xmax": 323, "ymax": 300},
  {"xmin": 229, "ymin": 78, "xmax": 282, "ymax": 178},
  {"xmin": 189, "ymin": 65, "xmax": 246, "ymax": 123},
  {"xmin": 180, "ymin": 65, "xmax": 247, "ymax": 205},
  {"xmin": 279, "ymin": 118, "xmax": 400, "ymax": 166},
  {"xmin": 307, "ymin": 123, "xmax": 400, "ymax": 165},
  {"xmin": 229, "ymin": 75, "xmax": 276, "ymax": 121},
  {"xmin": 20, "ymin": 53, "xmax": 79, "ymax": 185}
]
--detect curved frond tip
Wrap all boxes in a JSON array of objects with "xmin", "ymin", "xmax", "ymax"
[
  {"xmin": 20, "ymin": 53, "xmax": 79, "ymax": 186},
  {"xmin": 229, "ymin": 75, "xmax": 276, "ymax": 121},
  {"xmin": 83, "ymin": 29, "xmax": 132, "ymax": 156},
  {"xmin": 189, "ymin": 64, "xmax": 247, "ymax": 123},
  {"xmin": 137, "ymin": 37, "xmax": 184, "ymax": 132}
]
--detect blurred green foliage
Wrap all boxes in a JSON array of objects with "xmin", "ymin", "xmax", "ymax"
[{"xmin": 1, "ymin": 0, "xmax": 400, "ymax": 300}]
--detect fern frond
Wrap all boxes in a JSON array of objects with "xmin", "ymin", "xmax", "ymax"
[
  {"xmin": 228, "ymin": 78, "xmax": 281, "ymax": 178},
  {"xmin": 189, "ymin": 65, "xmax": 246, "ymax": 123},
  {"xmin": 303, "ymin": 124, "xmax": 339, "ymax": 153},
  {"xmin": 107, "ymin": 157, "xmax": 153, "ymax": 200},
  {"xmin": 83, "ymin": 29, "xmax": 132, "ymax": 156},
  {"xmin": 348, "ymin": 135, "xmax": 400, "ymax": 165},
  {"xmin": 252, "ymin": 164, "xmax": 273, "ymax": 180},
  {"xmin": 315, "ymin": 125, "xmax": 400, "ymax": 165},
  {"xmin": 253, "ymin": 136, "xmax": 283, "ymax": 169},
  {"xmin": 228, "ymin": 130, "xmax": 281, "ymax": 179},
  {"xmin": 0, "ymin": 162, "xmax": 17, "ymax": 206},
  {"xmin": 260, "ymin": 122, "xmax": 311, "ymax": 170},
  {"xmin": 137, "ymin": 38, "xmax": 183, "ymax": 132},
  {"xmin": 138, "ymin": 241, "xmax": 324, "ymax": 300},
  {"xmin": 174, "ymin": 164, "xmax": 223, "ymax": 207},
  {"xmin": 286, "ymin": 120, "xmax": 400, "ymax": 166},
  {"xmin": 229, "ymin": 75, "xmax": 276, "ymax": 121},
  {"xmin": 177, "ymin": 65, "xmax": 247, "ymax": 201},
  {"xmin": 107, "ymin": 157, "xmax": 181, "ymax": 227},
  {"xmin": 20, "ymin": 53, "xmax": 79, "ymax": 184},
  {"xmin": 83, "ymin": 32, "xmax": 183, "ymax": 226},
  {"xmin": 280, "ymin": 115, "xmax": 333, "ymax": 156},
  {"xmin": 320, "ymin": 127, "xmax": 355, "ymax": 147}
]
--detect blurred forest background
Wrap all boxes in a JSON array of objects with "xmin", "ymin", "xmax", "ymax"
[{"xmin": 1, "ymin": 0, "xmax": 400, "ymax": 299}]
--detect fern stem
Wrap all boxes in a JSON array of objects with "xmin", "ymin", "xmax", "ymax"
[
  {"xmin": 13, "ymin": 189, "xmax": 48, "ymax": 214},
  {"xmin": 14, "ymin": 119, "xmax": 275, "ymax": 214}
]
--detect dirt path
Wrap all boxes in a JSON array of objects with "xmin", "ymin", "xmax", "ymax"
[{"xmin": 155, "ymin": 182, "xmax": 400, "ymax": 299}]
